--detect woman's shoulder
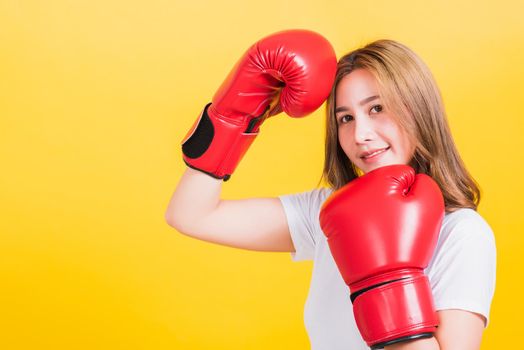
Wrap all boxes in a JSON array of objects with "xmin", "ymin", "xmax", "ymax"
[
  {"xmin": 311, "ymin": 186, "xmax": 334, "ymax": 201},
  {"xmin": 280, "ymin": 187, "xmax": 333, "ymax": 205},
  {"xmin": 441, "ymin": 208, "xmax": 495, "ymax": 245}
]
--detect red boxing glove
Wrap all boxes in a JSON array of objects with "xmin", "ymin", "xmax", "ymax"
[
  {"xmin": 319, "ymin": 165, "xmax": 445, "ymax": 349},
  {"xmin": 181, "ymin": 29, "xmax": 337, "ymax": 180}
]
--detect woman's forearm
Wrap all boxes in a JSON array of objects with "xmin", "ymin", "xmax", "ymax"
[{"xmin": 385, "ymin": 337, "xmax": 440, "ymax": 350}]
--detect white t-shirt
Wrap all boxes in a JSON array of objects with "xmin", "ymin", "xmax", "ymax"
[{"xmin": 279, "ymin": 187, "xmax": 496, "ymax": 350}]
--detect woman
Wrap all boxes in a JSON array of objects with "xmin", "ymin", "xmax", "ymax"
[{"xmin": 166, "ymin": 31, "xmax": 496, "ymax": 349}]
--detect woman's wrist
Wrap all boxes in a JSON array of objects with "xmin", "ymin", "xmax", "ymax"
[{"xmin": 385, "ymin": 336, "xmax": 440, "ymax": 350}]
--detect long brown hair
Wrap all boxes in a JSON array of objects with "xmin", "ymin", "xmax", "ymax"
[{"xmin": 318, "ymin": 39, "xmax": 480, "ymax": 212}]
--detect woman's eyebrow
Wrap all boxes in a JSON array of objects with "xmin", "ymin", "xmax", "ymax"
[{"xmin": 335, "ymin": 95, "xmax": 379, "ymax": 114}]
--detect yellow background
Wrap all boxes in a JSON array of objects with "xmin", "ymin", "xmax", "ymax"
[{"xmin": 1, "ymin": 0, "xmax": 522, "ymax": 349}]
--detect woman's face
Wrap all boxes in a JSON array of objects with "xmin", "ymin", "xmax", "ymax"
[{"xmin": 335, "ymin": 68, "xmax": 415, "ymax": 174}]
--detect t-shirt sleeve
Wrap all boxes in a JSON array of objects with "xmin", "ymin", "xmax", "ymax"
[
  {"xmin": 426, "ymin": 209, "xmax": 497, "ymax": 328},
  {"xmin": 278, "ymin": 188, "xmax": 331, "ymax": 262}
]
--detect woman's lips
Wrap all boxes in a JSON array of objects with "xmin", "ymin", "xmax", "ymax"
[{"xmin": 361, "ymin": 147, "xmax": 390, "ymax": 162}]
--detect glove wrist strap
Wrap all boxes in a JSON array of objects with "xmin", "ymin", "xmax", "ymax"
[
  {"xmin": 351, "ymin": 270, "xmax": 438, "ymax": 349},
  {"xmin": 181, "ymin": 103, "xmax": 259, "ymax": 181}
]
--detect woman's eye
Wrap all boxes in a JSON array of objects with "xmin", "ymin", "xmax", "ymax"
[
  {"xmin": 371, "ymin": 104, "xmax": 383, "ymax": 113},
  {"xmin": 339, "ymin": 115, "xmax": 353, "ymax": 124}
]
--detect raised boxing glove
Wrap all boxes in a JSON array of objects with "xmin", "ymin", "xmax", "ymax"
[
  {"xmin": 319, "ymin": 164, "xmax": 445, "ymax": 349},
  {"xmin": 181, "ymin": 29, "xmax": 337, "ymax": 181}
]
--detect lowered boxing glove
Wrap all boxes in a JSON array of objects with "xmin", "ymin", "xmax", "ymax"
[
  {"xmin": 181, "ymin": 29, "xmax": 337, "ymax": 181},
  {"xmin": 319, "ymin": 164, "xmax": 445, "ymax": 349}
]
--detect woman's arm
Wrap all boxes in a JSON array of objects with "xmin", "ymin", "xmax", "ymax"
[
  {"xmin": 385, "ymin": 309, "xmax": 485, "ymax": 350},
  {"xmin": 385, "ymin": 337, "xmax": 439, "ymax": 350},
  {"xmin": 165, "ymin": 167, "xmax": 294, "ymax": 252},
  {"xmin": 434, "ymin": 309, "xmax": 485, "ymax": 349},
  {"xmin": 167, "ymin": 31, "xmax": 336, "ymax": 254}
]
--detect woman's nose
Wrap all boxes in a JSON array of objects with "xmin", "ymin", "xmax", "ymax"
[{"xmin": 353, "ymin": 116, "xmax": 375, "ymax": 143}]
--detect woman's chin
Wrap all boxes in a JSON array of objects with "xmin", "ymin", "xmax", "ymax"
[{"xmin": 359, "ymin": 160, "xmax": 408, "ymax": 174}]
